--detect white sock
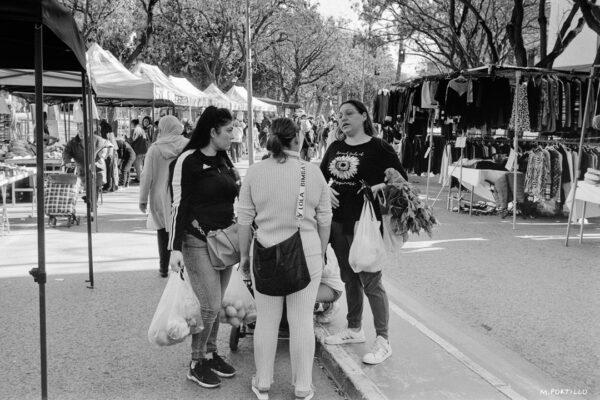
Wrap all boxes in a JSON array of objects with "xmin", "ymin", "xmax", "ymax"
[{"xmin": 190, "ymin": 360, "xmax": 198, "ymax": 369}]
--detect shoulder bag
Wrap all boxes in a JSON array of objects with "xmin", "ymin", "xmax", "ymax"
[
  {"xmin": 252, "ymin": 161, "xmax": 311, "ymax": 296},
  {"xmin": 206, "ymin": 223, "xmax": 240, "ymax": 270},
  {"xmin": 199, "ymin": 154, "xmax": 241, "ymax": 270}
]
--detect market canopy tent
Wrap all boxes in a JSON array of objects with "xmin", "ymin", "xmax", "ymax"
[
  {"xmin": 168, "ymin": 76, "xmax": 224, "ymax": 108},
  {"xmin": 227, "ymin": 85, "xmax": 277, "ymax": 112},
  {"xmin": 86, "ymin": 43, "xmax": 169, "ymax": 107},
  {"xmin": 0, "ymin": 1, "xmax": 95, "ymax": 399},
  {"xmin": 131, "ymin": 62, "xmax": 192, "ymax": 107},
  {"xmin": 204, "ymin": 83, "xmax": 244, "ymax": 111},
  {"xmin": 258, "ymin": 97, "xmax": 301, "ymax": 109}
]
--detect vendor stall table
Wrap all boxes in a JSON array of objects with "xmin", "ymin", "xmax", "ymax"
[
  {"xmin": 565, "ymin": 181, "xmax": 600, "ymax": 244},
  {"xmin": 447, "ymin": 165, "xmax": 523, "ymax": 215},
  {"xmin": 0, "ymin": 167, "xmax": 36, "ymax": 234},
  {"xmin": 5, "ymin": 157, "xmax": 62, "ymax": 173}
]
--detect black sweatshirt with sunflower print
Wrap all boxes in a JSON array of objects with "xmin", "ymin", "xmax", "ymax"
[{"xmin": 320, "ymin": 137, "xmax": 407, "ymax": 234}]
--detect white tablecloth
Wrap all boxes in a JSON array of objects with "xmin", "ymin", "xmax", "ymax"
[
  {"xmin": 447, "ymin": 165, "xmax": 518, "ymax": 202},
  {"xmin": 565, "ymin": 181, "xmax": 600, "ymax": 221}
]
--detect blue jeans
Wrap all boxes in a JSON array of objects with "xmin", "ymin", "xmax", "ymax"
[{"xmin": 182, "ymin": 234, "xmax": 233, "ymax": 360}]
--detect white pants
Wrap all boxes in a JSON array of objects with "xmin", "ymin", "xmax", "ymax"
[{"xmin": 252, "ymin": 254, "xmax": 322, "ymax": 395}]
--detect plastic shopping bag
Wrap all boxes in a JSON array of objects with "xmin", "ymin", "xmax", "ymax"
[
  {"xmin": 221, "ymin": 267, "xmax": 257, "ymax": 328},
  {"xmin": 148, "ymin": 268, "xmax": 203, "ymax": 346},
  {"xmin": 348, "ymin": 199, "xmax": 387, "ymax": 273}
]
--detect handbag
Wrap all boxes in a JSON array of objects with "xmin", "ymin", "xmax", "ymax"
[
  {"xmin": 252, "ymin": 162, "xmax": 311, "ymax": 296},
  {"xmin": 206, "ymin": 223, "xmax": 240, "ymax": 270}
]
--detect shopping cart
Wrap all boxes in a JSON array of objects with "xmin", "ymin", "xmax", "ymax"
[
  {"xmin": 44, "ymin": 173, "xmax": 80, "ymax": 227},
  {"xmin": 229, "ymin": 279, "xmax": 290, "ymax": 351}
]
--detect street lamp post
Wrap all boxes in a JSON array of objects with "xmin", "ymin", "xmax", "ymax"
[{"xmin": 245, "ymin": 0, "xmax": 254, "ymax": 165}]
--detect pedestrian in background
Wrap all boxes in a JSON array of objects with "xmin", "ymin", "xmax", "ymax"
[
  {"xmin": 129, "ymin": 119, "xmax": 149, "ymax": 183},
  {"xmin": 230, "ymin": 120, "xmax": 243, "ymax": 163},
  {"xmin": 238, "ymin": 117, "xmax": 332, "ymax": 400},
  {"xmin": 320, "ymin": 99, "xmax": 407, "ymax": 365},
  {"xmin": 139, "ymin": 116, "xmax": 189, "ymax": 278},
  {"xmin": 168, "ymin": 106, "xmax": 239, "ymax": 389},
  {"xmin": 100, "ymin": 119, "xmax": 119, "ymax": 192},
  {"xmin": 116, "ymin": 133, "xmax": 136, "ymax": 187},
  {"xmin": 142, "ymin": 116, "xmax": 156, "ymax": 143}
]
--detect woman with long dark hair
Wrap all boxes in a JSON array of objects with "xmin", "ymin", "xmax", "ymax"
[
  {"xmin": 320, "ymin": 100, "xmax": 407, "ymax": 365},
  {"xmin": 168, "ymin": 106, "xmax": 240, "ymax": 389}
]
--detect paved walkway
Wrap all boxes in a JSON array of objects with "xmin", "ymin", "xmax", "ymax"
[
  {"xmin": 0, "ymin": 185, "xmax": 343, "ymax": 400},
  {"xmin": 1, "ymin": 156, "xmax": 596, "ymax": 399}
]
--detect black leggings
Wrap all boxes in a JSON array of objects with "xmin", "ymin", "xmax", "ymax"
[{"xmin": 157, "ymin": 228, "xmax": 170, "ymax": 274}]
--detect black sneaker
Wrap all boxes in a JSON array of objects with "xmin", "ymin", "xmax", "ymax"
[
  {"xmin": 204, "ymin": 352, "xmax": 236, "ymax": 378},
  {"xmin": 187, "ymin": 360, "xmax": 221, "ymax": 388}
]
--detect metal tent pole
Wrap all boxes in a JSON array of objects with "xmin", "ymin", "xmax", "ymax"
[
  {"xmin": 30, "ymin": 22, "xmax": 48, "ymax": 400},
  {"xmin": 81, "ymin": 73, "xmax": 94, "ymax": 288},
  {"xmin": 67, "ymin": 103, "xmax": 71, "ymax": 140},
  {"xmin": 62, "ymin": 103, "xmax": 68, "ymax": 143},
  {"xmin": 246, "ymin": 0, "xmax": 254, "ymax": 165},
  {"xmin": 513, "ymin": 71, "xmax": 521, "ymax": 230},
  {"xmin": 87, "ymin": 85, "xmax": 98, "ymax": 233},
  {"xmin": 425, "ymin": 110, "xmax": 434, "ymax": 202},
  {"xmin": 565, "ymin": 66, "xmax": 597, "ymax": 246}
]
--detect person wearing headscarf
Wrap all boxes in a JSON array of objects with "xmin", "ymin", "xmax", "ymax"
[{"xmin": 139, "ymin": 116, "xmax": 189, "ymax": 277}]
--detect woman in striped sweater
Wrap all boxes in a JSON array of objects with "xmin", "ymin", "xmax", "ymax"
[
  {"xmin": 168, "ymin": 106, "xmax": 239, "ymax": 389},
  {"xmin": 238, "ymin": 118, "xmax": 332, "ymax": 400}
]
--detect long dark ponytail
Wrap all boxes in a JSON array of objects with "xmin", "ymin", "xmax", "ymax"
[{"xmin": 266, "ymin": 118, "xmax": 298, "ymax": 163}]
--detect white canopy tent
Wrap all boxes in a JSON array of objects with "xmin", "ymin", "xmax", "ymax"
[
  {"xmin": 204, "ymin": 83, "xmax": 244, "ymax": 111},
  {"xmin": 130, "ymin": 62, "xmax": 192, "ymax": 107},
  {"xmin": 168, "ymin": 76, "xmax": 225, "ymax": 108},
  {"xmin": 86, "ymin": 43, "xmax": 159, "ymax": 106},
  {"xmin": 226, "ymin": 85, "xmax": 277, "ymax": 112}
]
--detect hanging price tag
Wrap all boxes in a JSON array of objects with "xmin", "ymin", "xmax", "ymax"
[
  {"xmin": 506, "ymin": 149, "xmax": 518, "ymax": 172},
  {"xmin": 455, "ymin": 137, "xmax": 467, "ymax": 148}
]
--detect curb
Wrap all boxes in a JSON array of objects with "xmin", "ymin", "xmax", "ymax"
[{"xmin": 314, "ymin": 325, "xmax": 388, "ymax": 400}]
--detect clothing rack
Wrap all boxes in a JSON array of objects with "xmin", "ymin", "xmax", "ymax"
[
  {"xmin": 379, "ymin": 65, "xmax": 597, "ymax": 227},
  {"xmin": 565, "ymin": 65, "xmax": 600, "ymax": 246}
]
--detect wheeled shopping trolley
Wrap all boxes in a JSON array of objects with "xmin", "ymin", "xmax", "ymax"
[{"xmin": 44, "ymin": 173, "xmax": 80, "ymax": 227}]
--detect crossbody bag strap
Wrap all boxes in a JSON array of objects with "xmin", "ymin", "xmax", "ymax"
[{"xmin": 296, "ymin": 161, "xmax": 306, "ymax": 228}]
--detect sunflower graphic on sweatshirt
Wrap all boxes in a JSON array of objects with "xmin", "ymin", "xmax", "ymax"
[{"xmin": 329, "ymin": 155, "xmax": 359, "ymax": 180}]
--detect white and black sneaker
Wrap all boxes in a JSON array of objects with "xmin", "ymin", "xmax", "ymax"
[
  {"xmin": 204, "ymin": 352, "xmax": 236, "ymax": 378},
  {"xmin": 187, "ymin": 360, "xmax": 221, "ymax": 388}
]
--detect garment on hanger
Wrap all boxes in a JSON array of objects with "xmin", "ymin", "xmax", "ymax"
[{"xmin": 509, "ymin": 82, "xmax": 531, "ymax": 134}]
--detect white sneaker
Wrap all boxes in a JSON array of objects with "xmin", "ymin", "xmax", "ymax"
[
  {"xmin": 362, "ymin": 336, "xmax": 392, "ymax": 364},
  {"xmin": 324, "ymin": 327, "xmax": 366, "ymax": 345},
  {"xmin": 251, "ymin": 376, "xmax": 269, "ymax": 400},
  {"xmin": 316, "ymin": 301, "xmax": 340, "ymax": 324}
]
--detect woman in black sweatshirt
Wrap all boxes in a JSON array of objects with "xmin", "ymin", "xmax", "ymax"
[{"xmin": 168, "ymin": 106, "xmax": 240, "ymax": 389}]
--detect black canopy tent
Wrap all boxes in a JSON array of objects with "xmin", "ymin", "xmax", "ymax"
[{"xmin": 0, "ymin": 1, "xmax": 93, "ymax": 398}]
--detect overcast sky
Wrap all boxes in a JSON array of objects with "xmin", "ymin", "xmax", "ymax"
[{"xmin": 315, "ymin": 0, "xmax": 360, "ymax": 27}]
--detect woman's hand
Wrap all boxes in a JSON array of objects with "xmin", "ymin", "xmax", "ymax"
[
  {"xmin": 329, "ymin": 187, "xmax": 340, "ymax": 209},
  {"xmin": 371, "ymin": 183, "xmax": 386, "ymax": 195},
  {"xmin": 239, "ymin": 255, "xmax": 250, "ymax": 276},
  {"xmin": 169, "ymin": 250, "xmax": 185, "ymax": 273},
  {"xmin": 139, "ymin": 203, "xmax": 147, "ymax": 213}
]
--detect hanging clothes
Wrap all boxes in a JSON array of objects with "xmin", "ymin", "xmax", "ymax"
[{"xmin": 509, "ymin": 82, "xmax": 531, "ymax": 134}]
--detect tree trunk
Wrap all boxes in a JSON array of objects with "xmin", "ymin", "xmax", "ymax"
[
  {"xmin": 315, "ymin": 93, "xmax": 324, "ymax": 117},
  {"xmin": 538, "ymin": 0, "xmax": 548, "ymax": 60},
  {"xmin": 507, "ymin": 0, "xmax": 527, "ymax": 67},
  {"xmin": 124, "ymin": 0, "xmax": 159, "ymax": 68}
]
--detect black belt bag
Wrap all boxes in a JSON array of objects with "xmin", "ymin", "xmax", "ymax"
[
  {"xmin": 252, "ymin": 229, "xmax": 310, "ymax": 296},
  {"xmin": 252, "ymin": 161, "xmax": 310, "ymax": 296}
]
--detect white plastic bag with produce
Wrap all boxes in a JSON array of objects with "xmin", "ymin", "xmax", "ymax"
[
  {"xmin": 148, "ymin": 268, "xmax": 203, "ymax": 346},
  {"xmin": 220, "ymin": 267, "xmax": 256, "ymax": 328}
]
